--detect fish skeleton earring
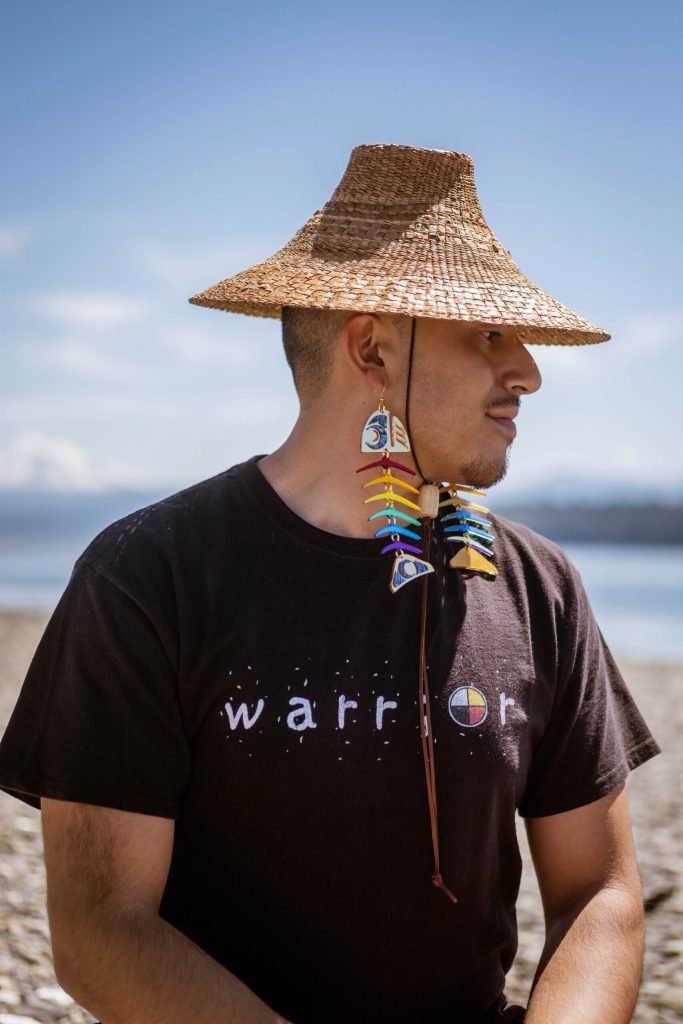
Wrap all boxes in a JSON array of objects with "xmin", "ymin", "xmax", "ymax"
[
  {"xmin": 357, "ymin": 389, "xmax": 499, "ymax": 590},
  {"xmin": 437, "ymin": 484, "xmax": 498, "ymax": 580},
  {"xmin": 356, "ymin": 389, "xmax": 436, "ymax": 593}
]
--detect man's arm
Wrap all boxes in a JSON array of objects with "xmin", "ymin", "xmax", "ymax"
[
  {"xmin": 41, "ymin": 799, "xmax": 292, "ymax": 1024},
  {"xmin": 523, "ymin": 784, "xmax": 645, "ymax": 1023}
]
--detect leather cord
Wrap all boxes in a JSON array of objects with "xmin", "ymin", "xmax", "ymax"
[{"xmin": 405, "ymin": 317, "xmax": 458, "ymax": 905}]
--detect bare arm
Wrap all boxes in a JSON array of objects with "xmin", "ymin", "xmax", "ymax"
[
  {"xmin": 41, "ymin": 798, "xmax": 292, "ymax": 1024},
  {"xmin": 524, "ymin": 784, "xmax": 644, "ymax": 1023}
]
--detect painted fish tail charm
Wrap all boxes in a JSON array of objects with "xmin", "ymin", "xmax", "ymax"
[{"xmin": 358, "ymin": 401, "xmax": 435, "ymax": 593}]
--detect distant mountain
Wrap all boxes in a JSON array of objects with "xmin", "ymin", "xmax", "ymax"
[
  {"xmin": 494, "ymin": 501, "xmax": 683, "ymax": 544},
  {"xmin": 0, "ymin": 487, "xmax": 173, "ymax": 542},
  {"xmin": 0, "ymin": 431, "xmax": 158, "ymax": 494},
  {"xmin": 0, "ymin": 486, "xmax": 682, "ymax": 545},
  {"xmin": 493, "ymin": 471, "xmax": 683, "ymax": 507}
]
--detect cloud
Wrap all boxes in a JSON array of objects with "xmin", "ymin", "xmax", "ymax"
[
  {"xmin": 528, "ymin": 309, "xmax": 682, "ymax": 379},
  {"xmin": 0, "ymin": 385, "xmax": 295, "ymax": 426},
  {"xmin": 529, "ymin": 341, "xmax": 585, "ymax": 376},
  {"xmin": 498, "ymin": 437, "xmax": 683, "ymax": 499},
  {"xmin": 612, "ymin": 312, "xmax": 680, "ymax": 360},
  {"xmin": 0, "ymin": 431, "xmax": 151, "ymax": 492},
  {"xmin": 46, "ymin": 338, "xmax": 140, "ymax": 382},
  {"xmin": 0, "ymin": 392, "xmax": 183, "ymax": 424},
  {"xmin": 155, "ymin": 322, "xmax": 267, "ymax": 371},
  {"xmin": 20, "ymin": 319, "xmax": 273, "ymax": 385},
  {"xmin": 22, "ymin": 322, "xmax": 267, "ymax": 384},
  {"xmin": 0, "ymin": 223, "xmax": 33, "ymax": 259},
  {"xmin": 134, "ymin": 239, "xmax": 271, "ymax": 290},
  {"xmin": 204, "ymin": 390, "xmax": 297, "ymax": 425},
  {"xmin": 20, "ymin": 285, "xmax": 270, "ymax": 381},
  {"xmin": 33, "ymin": 291, "xmax": 154, "ymax": 332}
]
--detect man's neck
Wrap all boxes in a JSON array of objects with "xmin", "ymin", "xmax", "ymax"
[{"xmin": 256, "ymin": 415, "xmax": 421, "ymax": 541}]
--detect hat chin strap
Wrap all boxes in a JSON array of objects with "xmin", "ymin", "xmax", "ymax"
[
  {"xmin": 403, "ymin": 317, "xmax": 428, "ymax": 484},
  {"xmin": 403, "ymin": 316, "xmax": 449, "ymax": 517}
]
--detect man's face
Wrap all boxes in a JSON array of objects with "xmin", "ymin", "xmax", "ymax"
[{"xmin": 402, "ymin": 317, "xmax": 542, "ymax": 488}]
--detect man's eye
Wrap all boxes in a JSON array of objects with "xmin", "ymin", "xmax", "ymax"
[{"xmin": 481, "ymin": 330, "xmax": 501, "ymax": 342}]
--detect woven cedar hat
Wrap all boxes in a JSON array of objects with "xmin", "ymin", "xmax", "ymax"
[{"xmin": 189, "ymin": 143, "xmax": 610, "ymax": 346}]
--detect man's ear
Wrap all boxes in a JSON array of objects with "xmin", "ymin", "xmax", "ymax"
[{"xmin": 341, "ymin": 313, "xmax": 386, "ymax": 392}]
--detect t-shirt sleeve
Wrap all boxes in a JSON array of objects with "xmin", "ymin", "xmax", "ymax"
[
  {"xmin": 518, "ymin": 556, "xmax": 661, "ymax": 818},
  {"xmin": 0, "ymin": 556, "xmax": 191, "ymax": 818}
]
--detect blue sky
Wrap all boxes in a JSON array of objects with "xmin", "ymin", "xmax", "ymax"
[{"xmin": 2, "ymin": 0, "xmax": 682, "ymax": 502}]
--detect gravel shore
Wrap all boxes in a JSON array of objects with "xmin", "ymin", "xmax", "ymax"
[{"xmin": 0, "ymin": 610, "xmax": 679, "ymax": 1022}]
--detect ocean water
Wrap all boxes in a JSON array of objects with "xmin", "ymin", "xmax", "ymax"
[
  {"xmin": 0, "ymin": 538, "xmax": 682, "ymax": 664},
  {"xmin": 561, "ymin": 543, "xmax": 683, "ymax": 664}
]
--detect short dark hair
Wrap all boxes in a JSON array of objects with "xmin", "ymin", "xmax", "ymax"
[
  {"xmin": 281, "ymin": 306, "xmax": 411, "ymax": 401},
  {"xmin": 280, "ymin": 306, "xmax": 350, "ymax": 401}
]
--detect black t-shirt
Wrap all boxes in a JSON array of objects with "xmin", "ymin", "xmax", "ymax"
[{"xmin": 0, "ymin": 454, "xmax": 660, "ymax": 1024}]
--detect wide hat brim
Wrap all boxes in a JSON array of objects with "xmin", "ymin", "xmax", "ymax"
[{"xmin": 189, "ymin": 144, "xmax": 610, "ymax": 346}]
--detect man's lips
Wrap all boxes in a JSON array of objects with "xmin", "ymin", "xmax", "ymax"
[{"xmin": 486, "ymin": 411, "xmax": 518, "ymax": 437}]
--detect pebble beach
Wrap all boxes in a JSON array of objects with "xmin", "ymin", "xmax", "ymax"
[{"xmin": 0, "ymin": 609, "xmax": 680, "ymax": 1023}]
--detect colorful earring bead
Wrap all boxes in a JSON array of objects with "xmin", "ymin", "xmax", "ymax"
[
  {"xmin": 438, "ymin": 483, "xmax": 498, "ymax": 581},
  {"xmin": 357, "ymin": 398, "xmax": 435, "ymax": 593}
]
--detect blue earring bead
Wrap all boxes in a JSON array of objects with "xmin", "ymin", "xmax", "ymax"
[
  {"xmin": 441, "ymin": 511, "xmax": 492, "ymax": 529},
  {"xmin": 373, "ymin": 525, "xmax": 422, "ymax": 541},
  {"xmin": 367, "ymin": 507, "xmax": 422, "ymax": 528},
  {"xmin": 358, "ymin": 403, "xmax": 435, "ymax": 593},
  {"xmin": 443, "ymin": 524, "xmax": 495, "ymax": 544},
  {"xmin": 437, "ymin": 484, "xmax": 498, "ymax": 581}
]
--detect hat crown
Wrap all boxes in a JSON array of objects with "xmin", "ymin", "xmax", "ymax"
[
  {"xmin": 311, "ymin": 144, "xmax": 494, "ymax": 262},
  {"xmin": 329, "ymin": 144, "xmax": 475, "ymax": 207}
]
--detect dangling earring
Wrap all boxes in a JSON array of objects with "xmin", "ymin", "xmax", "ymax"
[
  {"xmin": 437, "ymin": 483, "xmax": 498, "ymax": 581},
  {"xmin": 356, "ymin": 389, "xmax": 435, "ymax": 593}
]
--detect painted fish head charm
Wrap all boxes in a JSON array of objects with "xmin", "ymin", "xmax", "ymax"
[{"xmin": 361, "ymin": 409, "xmax": 410, "ymax": 453}]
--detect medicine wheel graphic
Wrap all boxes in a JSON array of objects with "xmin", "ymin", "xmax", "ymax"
[{"xmin": 448, "ymin": 685, "xmax": 488, "ymax": 728}]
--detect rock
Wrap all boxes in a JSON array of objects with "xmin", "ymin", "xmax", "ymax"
[
  {"xmin": 661, "ymin": 990, "xmax": 683, "ymax": 1013},
  {"xmin": 0, "ymin": 1015, "xmax": 43, "ymax": 1024},
  {"xmin": 34, "ymin": 988, "xmax": 73, "ymax": 1007}
]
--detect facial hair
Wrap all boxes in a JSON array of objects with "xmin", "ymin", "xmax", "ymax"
[{"xmin": 458, "ymin": 443, "xmax": 512, "ymax": 489}]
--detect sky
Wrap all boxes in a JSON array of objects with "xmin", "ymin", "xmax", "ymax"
[{"xmin": 2, "ymin": 0, "xmax": 682, "ymax": 503}]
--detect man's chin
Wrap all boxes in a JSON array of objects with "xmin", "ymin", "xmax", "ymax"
[{"xmin": 441, "ymin": 449, "xmax": 511, "ymax": 491}]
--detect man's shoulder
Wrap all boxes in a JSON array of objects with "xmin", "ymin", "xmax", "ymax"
[
  {"xmin": 76, "ymin": 459, "xmax": 253, "ymax": 582},
  {"xmin": 488, "ymin": 510, "xmax": 581, "ymax": 594},
  {"xmin": 491, "ymin": 510, "xmax": 567, "ymax": 559}
]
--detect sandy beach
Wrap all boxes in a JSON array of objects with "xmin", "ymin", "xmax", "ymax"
[{"xmin": 0, "ymin": 609, "xmax": 680, "ymax": 1023}]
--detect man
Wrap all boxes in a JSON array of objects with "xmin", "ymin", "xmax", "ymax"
[{"xmin": 0, "ymin": 144, "xmax": 660, "ymax": 1023}]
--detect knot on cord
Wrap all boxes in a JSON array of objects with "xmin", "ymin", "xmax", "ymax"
[{"xmin": 432, "ymin": 873, "xmax": 458, "ymax": 904}]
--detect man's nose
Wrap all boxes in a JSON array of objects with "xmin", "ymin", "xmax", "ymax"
[{"xmin": 500, "ymin": 337, "xmax": 542, "ymax": 395}]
